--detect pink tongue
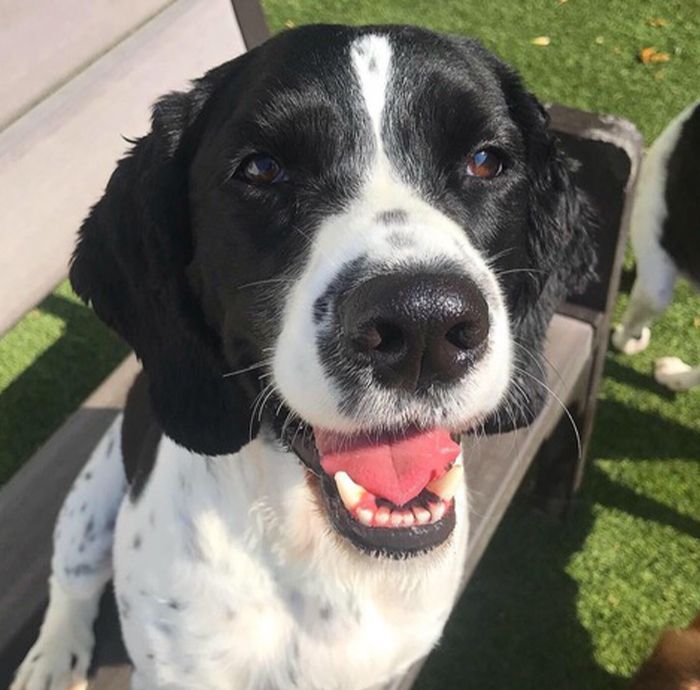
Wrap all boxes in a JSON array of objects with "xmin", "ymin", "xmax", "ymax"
[{"xmin": 315, "ymin": 428, "xmax": 460, "ymax": 506}]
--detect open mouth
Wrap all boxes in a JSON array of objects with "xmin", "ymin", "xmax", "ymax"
[{"xmin": 288, "ymin": 424, "xmax": 463, "ymax": 558}]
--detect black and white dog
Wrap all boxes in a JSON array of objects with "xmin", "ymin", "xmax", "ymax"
[
  {"xmin": 13, "ymin": 25, "xmax": 594, "ymax": 690},
  {"xmin": 612, "ymin": 99, "xmax": 700, "ymax": 391}
]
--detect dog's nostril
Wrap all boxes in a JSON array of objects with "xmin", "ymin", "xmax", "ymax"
[
  {"xmin": 445, "ymin": 320, "xmax": 487, "ymax": 351},
  {"xmin": 373, "ymin": 321, "xmax": 404, "ymax": 353},
  {"xmin": 351, "ymin": 321, "xmax": 404, "ymax": 354},
  {"xmin": 350, "ymin": 325, "xmax": 382, "ymax": 353}
]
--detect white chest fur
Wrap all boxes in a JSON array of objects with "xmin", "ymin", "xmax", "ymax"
[{"xmin": 113, "ymin": 435, "xmax": 468, "ymax": 690}]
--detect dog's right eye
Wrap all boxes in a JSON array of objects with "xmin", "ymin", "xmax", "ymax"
[{"xmin": 237, "ymin": 154, "xmax": 288, "ymax": 185}]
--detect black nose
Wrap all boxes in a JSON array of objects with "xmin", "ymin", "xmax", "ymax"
[{"xmin": 339, "ymin": 272, "xmax": 490, "ymax": 390}]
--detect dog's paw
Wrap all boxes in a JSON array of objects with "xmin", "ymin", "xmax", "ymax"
[
  {"xmin": 611, "ymin": 325, "xmax": 651, "ymax": 355},
  {"xmin": 10, "ymin": 632, "xmax": 92, "ymax": 690},
  {"xmin": 655, "ymin": 356, "xmax": 698, "ymax": 392}
]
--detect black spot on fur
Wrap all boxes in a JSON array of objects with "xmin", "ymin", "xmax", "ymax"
[
  {"xmin": 376, "ymin": 209, "xmax": 408, "ymax": 225},
  {"xmin": 312, "ymin": 296, "xmax": 329, "ymax": 325},
  {"xmin": 70, "ymin": 653, "xmax": 78, "ymax": 670},
  {"xmin": 319, "ymin": 604, "xmax": 333, "ymax": 621},
  {"xmin": 167, "ymin": 599, "xmax": 183, "ymax": 610},
  {"xmin": 132, "ymin": 534, "xmax": 142, "ymax": 550},
  {"xmin": 84, "ymin": 518, "xmax": 95, "ymax": 539},
  {"xmin": 387, "ymin": 230, "xmax": 415, "ymax": 249},
  {"xmin": 659, "ymin": 102, "xmax": 700, "ymax": 284},
  {"xmin": 155, "ymin": 620, "xmax": 174, "ymax": 636},
  {"xmin": 84, "ymin": 471, "xmax": 92, "ymax": 481},
  {"xmin": 64, "ymin": 563, "xmax": 98, "ymax": 578},
  {"xmin": 80, "ymin": 502, "xmax": 87, "ymax": 513}
]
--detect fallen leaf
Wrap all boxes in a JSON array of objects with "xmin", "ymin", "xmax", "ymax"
[
  {"xmin": 531, "ymin": 36, "xmax": 551, "ymax": 46},
  {"xmin": 284, "ymin": 19, "xmax": 296, "ymax": 28},
  {"xmin": 647, "ymin": 17, "xmax": 670, "ymax": 28},
  {"xmin": 595, "ymin": 35, "xmax": 605, "ymax": 45},
  {"xmin": 639, "ymin": 46, "xmax": 671, "ymax": 64},
  {"xmin": 607, "ymin": 594, "xmax": 620, "ymax": 607},
  {"xmin": 557, "ymin": 0, "xmax": 568, "ymax": 4},
  {"xmin": 693, "ymin": 316, "xmax": 700, "ymax": 328}
]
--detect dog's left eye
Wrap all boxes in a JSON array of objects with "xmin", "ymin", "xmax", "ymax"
[
  {"xmin": 237, "ymin": 154, "xmax": 287, "ymax": 185},
  {"xmin": 466, "ymin": 149, "xmax": 504, "ymax": 179}
]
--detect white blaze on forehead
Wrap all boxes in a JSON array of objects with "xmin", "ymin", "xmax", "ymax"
[{"xmin": 350, "ymin": 34, "xmax": 393, "ymax": 150}]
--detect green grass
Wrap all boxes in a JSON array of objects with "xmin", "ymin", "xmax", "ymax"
[
  {"xmin": 0, "ymin": 0, "xmax": 698, "ymax": 686},
  {"xmin": 0, "ymin": 281, "xmax": 128, "ymax": 484}
]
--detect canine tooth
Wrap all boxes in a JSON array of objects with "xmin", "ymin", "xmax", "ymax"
[
  {"xmin": 357, "ymin": 508, "xmax": 374, "ymax": 526},
  {"xmin": 413, "ymin": 506, "xmax": 431, "ymax": 524},
  {"xmin": 425, "ymin": 463, "xmax": 464, "ymax": 501},
  {"xmin": 402, "ymin": 511, "xmax": 415, "ymax": 527},
  {"xmin": 334, "ymin": 471, "xmax": 365, "ymax": 509},
  {"xmin": 428, "ymin": 501, "xmax": 446, "ymax": 523},
  {"xmin": 375, "ymin": 507, "xmax": 390, "ymax": 526}
]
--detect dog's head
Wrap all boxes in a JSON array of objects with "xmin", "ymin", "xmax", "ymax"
[{"xmin": 71, "ymin": 25, "xmax": 595, "ymax": 558}]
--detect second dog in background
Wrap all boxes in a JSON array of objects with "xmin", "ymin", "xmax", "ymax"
[{"xmin": 612, "ymin": 99, "xmax": 700, "ymax": 391}]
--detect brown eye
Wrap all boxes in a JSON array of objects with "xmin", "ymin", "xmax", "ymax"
[
  {"xmin": 238, "ymin": 154, "xmax": 287, "ymax": 185},
  {"xmin": 466, "ymin": 149, "xmax": 503, "ymax": 179}
]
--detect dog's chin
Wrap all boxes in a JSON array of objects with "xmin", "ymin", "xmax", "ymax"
[{"xmin": 280, "ymin": 417, "xmax": 464, "ymax": 559}]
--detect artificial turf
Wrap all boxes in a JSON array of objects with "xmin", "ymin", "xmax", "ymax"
[{"xmin": 0, "ymin": 0, "xmax": 698, "ymax": 687}]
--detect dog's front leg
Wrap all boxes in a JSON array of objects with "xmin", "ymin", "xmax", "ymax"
[{"xmin": 11, "ymin": 416, "xmax": 128, "ymax": 690}]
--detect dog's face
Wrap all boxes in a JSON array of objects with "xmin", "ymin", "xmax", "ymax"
[{"xmin": 71, "ymin": 25, "xmax": 594, "ymax": 558}]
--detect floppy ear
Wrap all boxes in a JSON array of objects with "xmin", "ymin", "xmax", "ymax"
[
  {"xmin": 484, "ymin": 59, "xmax": 598, "ymax": 430},
  {"xmin": 70, "ymin": 65, "xmax": 260, "ymax": 455}
]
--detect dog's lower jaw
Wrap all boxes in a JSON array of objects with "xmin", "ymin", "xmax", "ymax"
[{"xmin": 113, "ymin": 434, "xmax": 468, "ymax": 690}]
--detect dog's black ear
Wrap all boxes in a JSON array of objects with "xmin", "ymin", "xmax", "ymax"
[
  {"xmin": 480, "ymin": 53, "xmax": 597, "ymax": 430},
  {"xmin": 510, "ymin": 76, "xmax": 597, "ymax": 425},
  {"xmin": 70, "ymin": 63, "xmax": 260, "ymax": 455},
  {"xmin": 504, "ymin": 78, "xmax": 597, "ymax": 308}
]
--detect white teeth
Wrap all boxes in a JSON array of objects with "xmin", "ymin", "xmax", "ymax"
[
  {"xmin": 401, "ymin": 511, "xmax": 415, "ymax": 527},
  {"xmin": 413, "ymin": 506, "xmax": 431, "ymax": 524},
  {"xmin": 334, "ymin": 471, "xmax": 366, "ymax": 510},
  {"xmin": 428, "ymin": 501, "xmax": 446, "ymax": 522},
  {"xmin": 374, "ymin": 507, "xmax": 390, "ymax": 526},
  {"xmin": 390, "ymin": 511, "xmax": 404, "ymax": 528},
  {"xmin": 425, "ymin": 463, "xmax": 464, "ymax": 501},
  {"xmin": 357, "ymin": 508, "xmax": 374, "ymax": 526}
]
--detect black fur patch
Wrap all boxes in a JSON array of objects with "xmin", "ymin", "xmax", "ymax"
[{"xmin": 660, "ymin": 102, "xmax": 700, "ymax": 284}]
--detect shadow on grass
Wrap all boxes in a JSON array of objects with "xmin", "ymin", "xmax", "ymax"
[
  {"xmin": 604, "ymin": 358, "xmax": 676, "ymax": 401},
  {"xmin": 414, "ymin": 397, "xmax": 700, "ymax": 690},
  {"xmin": 0, "ymin": 292, "xmax": 128, "ymax": 486}
]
